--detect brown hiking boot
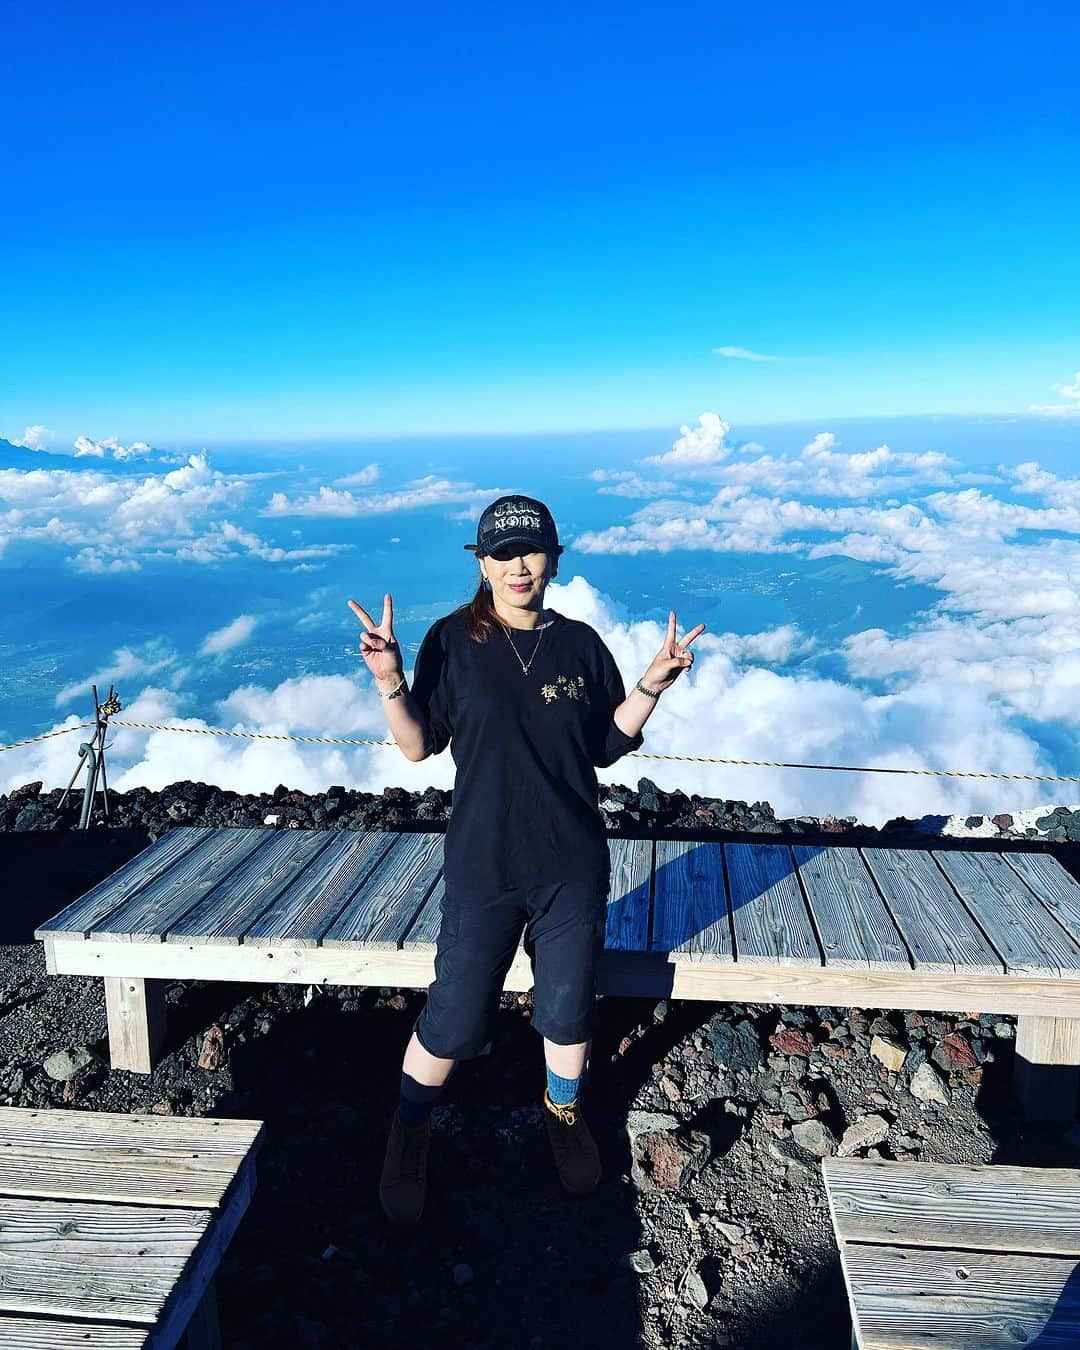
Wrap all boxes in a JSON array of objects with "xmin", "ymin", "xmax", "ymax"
[
  {"xmin": 542, "ymin": 1087, "xmax": 602, "ymax": 1195},
  {"xmin": 379, "ymin": 1108, "xmax": 432, "ymax": 1224}
]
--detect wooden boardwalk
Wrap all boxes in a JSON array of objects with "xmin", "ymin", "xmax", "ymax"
[
  {"xmin": 0, "ymin": 1106, "xmax": 263, "ymax": 1348},
  {"xmin": 823, "ymin": 1156, "xmax": 1080, "ymax": 1347},
  {"xmin": 34, "ymin": 825, "xmax": 1080, "ymax": 1113}
]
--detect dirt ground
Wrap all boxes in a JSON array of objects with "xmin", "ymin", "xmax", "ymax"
[{"xmin": 3, "ymin": 939, "xmax": 1077, "ymax": 1349}]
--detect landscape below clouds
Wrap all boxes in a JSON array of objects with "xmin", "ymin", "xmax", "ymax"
[{"xmin": 2, "ymin": 412, "xmax": 1079, "ymax": 826}]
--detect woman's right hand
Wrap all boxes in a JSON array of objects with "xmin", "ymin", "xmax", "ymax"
[{"xmin": 347, "ymin": 593, "xmax": 404, "ymax": 685}]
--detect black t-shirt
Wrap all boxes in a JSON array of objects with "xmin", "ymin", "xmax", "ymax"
[{"xmin": 408, "ymin": 608, "xmax": 644, "ymax": 892}]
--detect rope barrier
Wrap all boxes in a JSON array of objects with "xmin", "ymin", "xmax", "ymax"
[
  {"xmin": 3, "ymin": 716, "xmax": 1078, "ymax": 782},
  {"xmin": 0, "ymin": 723, "xmax": 95, "ymax": 753}
]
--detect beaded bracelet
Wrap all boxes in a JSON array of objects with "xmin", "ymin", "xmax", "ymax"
[
  {"xmin": 635, "ymin": 680, "xmax": 662, "ymax": 700},
  {"xmin": 378, "ymin": 675, "xmax": 408, "ymax": 700}
]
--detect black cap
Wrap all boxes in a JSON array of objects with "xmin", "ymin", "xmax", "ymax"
[{"xmin": 463, "ymin": 493, "xmax": 563, "ymax": 558}]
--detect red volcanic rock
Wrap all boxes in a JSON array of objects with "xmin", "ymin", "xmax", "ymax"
[
  {"xmin": 932, "ymin": 1033, "xmax": 978, "ymax": 1072},
  {"xmin": 769, "ymin": 1027, "xmax": 815, "ymax": 1056}
]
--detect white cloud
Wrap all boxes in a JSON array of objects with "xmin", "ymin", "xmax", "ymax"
[
  {"xmin": 0, "ymin": 452, "xmax": 337, "ymax": 568},
  {"xmin": 1027, "ymin": 369, "xmax": 1080, "ymax": 417},
  {"xmin": 54, "ymin": 642, "xmax": 179, "ymax": 708},
  {"xmin": 9, "ymin": 425, "xmax": 53, "ymax": 450},
  {"xmin": 642, "ymin": 413, "xmax": 732, "ymax": 468},
  {"xmin": 588, "ymin": 469, "xmax": 688, "ymax": 499},
  {"xmin": 709, "ymin": 624, "xmax": 817, "ymax": 666},
  {"xmin": 333, "ymin": 463, "xmax": 381, "ymax": 487},
  {"xmin": 199, "ymin": 615, "xmax": 258, "ymax": 656},
  {"xmin": 711, "ymin": 346, "xmax": 778, "ymax": 362},
  {"xmin": 6, "ymin": 575, "xmax": 1063, "ymax": 825},
  {"xmin": 597, "ymin": 419, "xmax": 964, "ymax": 503},
  {"xmin": 174, "ymin": 520, "xmax": 348, "ymax": 566},
  {"xmin": 73, "ymin": 434, "xmax": 154, "ymax": 461},
  {"xmin": 264, "ymin": 474, "xmax": 497, "ymax": 519},
  {"xmin": 69, "ymin": 548, "xmax": 142, "ymax": 573},
  {"xmin": 576, "ymin": 419, "xmax": 1080, "ymax": 764}
]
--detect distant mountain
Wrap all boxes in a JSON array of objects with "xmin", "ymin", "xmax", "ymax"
[{"xmin": 0, "ymin": 439, "xmax": 76, "ymax": 470}]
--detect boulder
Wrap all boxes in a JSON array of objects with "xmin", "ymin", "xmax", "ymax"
[
  {"xmin": 791, "ymin": 1118, "xmax": 838, "ymax": 1158},
  {"xmin": 837, "ymin": 1114, "xmax": 890, "ymax": 1157},
  {"xmin": 43, "ymin": 1045, "xmax": 100, "ymax": 1083},
  {"xmin": 910, "ymin": 1061, "xmax": 950, "ymax": 1105},
  {"xmin": 870, "ymin": 1035, "xmax": 907, "ymax": 1072}
]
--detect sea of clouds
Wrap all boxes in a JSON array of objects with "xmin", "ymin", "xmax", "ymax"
[{"xmin": 2, "ymin": 404, "xmax": 1079, "ymax": 827}]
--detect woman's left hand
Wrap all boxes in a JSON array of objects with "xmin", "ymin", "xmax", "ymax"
[{"xmin": 642, "ymin": 611, "xmax": 705, "ymax": 693}]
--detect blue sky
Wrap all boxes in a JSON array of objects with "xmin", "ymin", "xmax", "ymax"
[
  {"xmin": 4, "ymin": 5, "xmax": 1080, "ymax": 824},
  {"xmin": 3, "ymin": 1, "xmax": 1079, "ymax": 442}
]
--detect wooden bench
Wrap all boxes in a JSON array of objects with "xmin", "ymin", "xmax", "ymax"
[
  {"xmin": 822, "ymin": 1156, "xmax": 1080, "ymax": 1348},
  {"xmin": 0, "ymin": 1105, "xmax": 263, "ymax": 1348},
  {"xmin": 34, "ymin": 825, "xmax": 1080, "ymax": 1119}
]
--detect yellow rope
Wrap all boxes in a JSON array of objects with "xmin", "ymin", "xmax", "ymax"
[
  {"xmin": 4, "ymin": 717, "xmax": 1078, "ymax": 783},
  {"xmin": 0, "ymin": 723, "xmax": 95, "ymax": 753}
]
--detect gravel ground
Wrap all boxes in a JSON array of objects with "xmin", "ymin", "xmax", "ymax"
[{"xmin": 4, "ymin": 778, "xmax": 1080, "ymax": 1348}]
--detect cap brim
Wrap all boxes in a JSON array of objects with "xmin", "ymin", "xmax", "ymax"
[{"xmin": 464, "ymin": 538, "xmax": 562, "ymax": 556}]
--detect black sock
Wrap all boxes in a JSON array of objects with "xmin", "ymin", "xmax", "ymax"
[{"xmin": 398, "ymin": 1069, "xmax": 448, "ymax": 1127}]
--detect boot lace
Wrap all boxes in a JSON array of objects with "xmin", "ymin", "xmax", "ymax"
[{"xmin": 544, "ymin": 1088, "xmax": 580, "ymax": 1128}]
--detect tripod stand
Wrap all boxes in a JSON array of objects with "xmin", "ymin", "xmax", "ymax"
[{"xmin": 58, "ymin": 684, "xmax": 122, "ymax": 829}]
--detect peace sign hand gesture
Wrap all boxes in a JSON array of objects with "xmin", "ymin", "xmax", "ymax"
[
  {"xmin": 642, "ymin": 610, "xmax": 705, "ymax": 694},
  {"xmin": 347, "ymin": 593, "xmax": 404, "ymax": 685}
]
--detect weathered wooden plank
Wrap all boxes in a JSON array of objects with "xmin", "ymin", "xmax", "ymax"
[
  {"xmin": 322, "ymin": 832, "xmax": 444, "ymax": 949},
  {"xmin": 603, "ymin": 837, "xmax": 652, "ymax": 952},
  {"xmin": 844, "ymin": 1244, "xmax": 1080, "ymax": 1349},
  {"xmin": 92, "ymin": 830, "xmax": 272, "ymax": 943},
  {"xmin": 1015, "ymin": 1016, "xmax": 1080, "ymax": 1121},
  {"xmin": 166, "ymin": 829, "xmax": 339, "ymax": 944},
  {"xmin": 822, "ymin": 1158, "xmax": 1080, "ymax": 1253},
  {"xmin": 861, "ymin": 848, "xmax": 1004, "ymax": 974},
  {"xmin": 0, "ymin": 1196, "xmax": 211, "ymax": 1322},
  {"xmin": 652, "ymin": 840, "xmax": 731, "ymax": 962},
  {"xmin": 1003, "ymin": 851, "xmax": 1080, "ymax": 948},
  {"xmin": 725, "ymin": 842, "xmax": 821, "ymax": 966},
  {"xmin": 145, "ymin": 1156, "xmax": 257, "ymax": 1350},
  {"xmin": 400, "ymin": 873, "xmax": 447, "ymax": 950},
  {"xmin": 243, "ymin": 830, "xmax": 398, "ymax": 947},
  {"xmin": 43, "ymin": 934, "xmax": 1080, "ymax": 1014},
  {"xmin": 793, "ymin": 846, "xmax": 910, "ymax": 971},
  {"xmin": 0, "ymin": 1108, "xmax": 264, "ymax": 1209},
  {"xmin": 0, "ymin": 1317, "xmax": 150, "ymax": 1348},
  {"xmin": 0, "ymin": 1107, "xmax": 264, "ymax": 1154},
  {"xmin": 935, "ymin": 850, "xmax": 1080, "ymax": 977},
  {"xmin": 34, "ymin": 828, "xmax": 214, "ymax": 940},
  {"xmin": 105, "ymin": 976, "xmax": 166, "ymax": 1073}
]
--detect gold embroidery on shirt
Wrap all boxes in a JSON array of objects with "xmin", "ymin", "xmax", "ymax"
[{"xmin": 540, "ymin": 674, "xmax": 589, "ymax": 704}]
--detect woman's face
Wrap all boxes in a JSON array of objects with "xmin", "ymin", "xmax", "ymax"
[{"xmin": 480, "ymin": 547, "xmax": 555, "ymax": 607}]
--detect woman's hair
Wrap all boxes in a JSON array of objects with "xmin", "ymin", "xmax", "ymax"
[
  {"xmin": 451, "ymin": 570, "xmax": 500, "ymax": 644},
  {"xmin": 451, "ymin": 551, "xmax": 560, "ymax": 643}
]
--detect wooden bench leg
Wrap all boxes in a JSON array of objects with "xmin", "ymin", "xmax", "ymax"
[
  {"xmin": 183, "ymin": 1278, "xmax": 222, "ymax": 1349},
  {"xmin": 1014, "ymin": 1015, "xmax": 1080, "ymax": 1121},
  {"xmin": 105, "ymin": 976, "xmax": 166, "ymax": 1074}
]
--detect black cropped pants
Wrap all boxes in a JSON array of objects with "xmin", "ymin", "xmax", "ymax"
[{"xmin": 412, "ymin": 870, "xmax": 611, "ymax": 1060}]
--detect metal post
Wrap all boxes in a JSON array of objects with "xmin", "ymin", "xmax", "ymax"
[{"xmin": 58, "ymin": 685, "xmax": 122, "ymax": 829}]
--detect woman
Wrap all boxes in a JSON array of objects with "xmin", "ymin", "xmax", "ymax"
[{"xmin": 347, "ymin": 493, "xmax": 703, "ymax": 1224}]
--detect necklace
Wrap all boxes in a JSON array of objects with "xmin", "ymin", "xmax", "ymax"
[{"xmin": 498, "ymin": 612, "xmax": 552, "ymax": 676}]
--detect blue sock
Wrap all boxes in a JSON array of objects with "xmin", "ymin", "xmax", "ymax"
[
  {"xmin": 398, "ymin": 1070, "xmax": 445, "ymax": 1127},
  {"xmin": 546, "ymin": 1064, "xmax": 582, "ymax": 1105}
]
